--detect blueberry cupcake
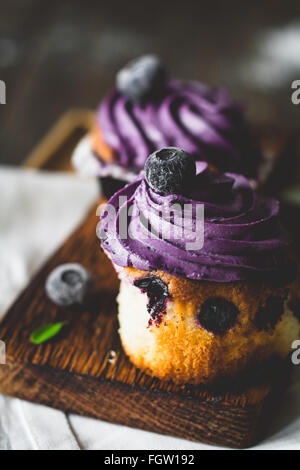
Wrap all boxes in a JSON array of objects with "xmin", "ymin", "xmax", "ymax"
[
  {"xmin": 99, "ymin": 147, "xmax": 299, "ymax": 385},
  {"xmin": 73, "ymin": 55, "xmax": 260, "ymax": 199}
]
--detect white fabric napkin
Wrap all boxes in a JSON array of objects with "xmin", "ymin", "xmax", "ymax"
[{"xmin": 0, "ymin": 166, "xmax": 299, "ymax": 450}]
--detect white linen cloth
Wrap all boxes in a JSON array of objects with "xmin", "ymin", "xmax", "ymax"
[{"xmin": 0, "ymin": 166, "xmax": 299, "ymax": 450}]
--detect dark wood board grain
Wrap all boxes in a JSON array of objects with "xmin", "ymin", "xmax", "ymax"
[{"xmin": 0, "ymin": 202, "xmax": 290, "ymax": 449}]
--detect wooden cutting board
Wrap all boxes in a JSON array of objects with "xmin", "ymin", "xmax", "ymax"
[{"xmin": 0, "ymin": 110, "xmax": 297, "ymax": 448}]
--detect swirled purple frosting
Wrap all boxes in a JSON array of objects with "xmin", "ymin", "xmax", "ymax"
[
  {"xmin": 97, "ymin": 80, "xmax": 259, "ymax": 178},
  {"xmin": 100, "ymin": 163, "xmax": 293, "ymax": 283}
]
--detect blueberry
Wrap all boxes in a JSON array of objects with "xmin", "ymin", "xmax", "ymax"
[
  {"xmin": 45, "ymin": 263, "xmax": 92, "ymax": 306},
  {"xmin": 197, "ymin": 297, "xmax": 239, "ymax": 335},
  {"xmin": 145, "ymin": 147, "xmax": 196, "ymax": 195},
  {"xmin": 134, "ymin": 276, "xmax": 169, "ymax": 325},
  {"xmin": 116, "ymin": 55, "xmax": 166, "ymax": 103},
  {"xmin": 255, "ymin": 296, "xmax": 284, "ymax": 331}
]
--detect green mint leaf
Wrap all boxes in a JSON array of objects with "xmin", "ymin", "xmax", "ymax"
[{"xmin": 30, "ymin": 322, "xmax": 68, "ymax": 345}]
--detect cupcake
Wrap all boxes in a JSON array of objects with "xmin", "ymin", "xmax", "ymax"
[
  {"xmin": 73, "ymin": 55, "xmax": 260, "ymax": 199},
  {"xmin": 99, "ymin": 147, "xmax": 299, "ymax": 385}
]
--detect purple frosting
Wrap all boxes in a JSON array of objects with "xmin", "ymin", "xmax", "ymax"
[
  {"xmin": 100, "ymin": 163, "xmax": 292, "ymax": 283},
  {"xmin": 97, "ymin": 80, "xmax": 259, "ymax": 177}
]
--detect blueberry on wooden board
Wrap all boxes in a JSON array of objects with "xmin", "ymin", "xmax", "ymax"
[{"xmin": 45, "ymin": 263, "xmax": 92, "ymax": 306}]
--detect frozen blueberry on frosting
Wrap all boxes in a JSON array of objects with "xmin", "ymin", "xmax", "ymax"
[
  {"xmin": 145, "ymin": 147, "xmax": 196, "ymax": 195},
  {"xmin": 116, "ymin": 55, "xmax": 166, "ymax": 104}
]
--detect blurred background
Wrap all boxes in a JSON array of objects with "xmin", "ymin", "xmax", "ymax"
[{"xmin": 0, "ymin": 0, "xmax": 300, "ymax": 166}]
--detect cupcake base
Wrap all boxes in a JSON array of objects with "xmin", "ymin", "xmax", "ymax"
[{"xmin": 117, "ymin": 267, "xmax": 300, "ymax": 385}]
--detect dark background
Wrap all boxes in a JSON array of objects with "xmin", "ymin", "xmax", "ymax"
[{"xmin": 0, "ymin": 0, "xmax": 300, "ymax": 166}]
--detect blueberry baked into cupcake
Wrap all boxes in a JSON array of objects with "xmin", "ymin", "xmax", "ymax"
[
  {"xmin": 99, "ymin": 147, "xmax": 299, "ymax": 385},
  {"xmin": 73, "ymin": 55, "xmax": 260, "ymax": 198}
]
